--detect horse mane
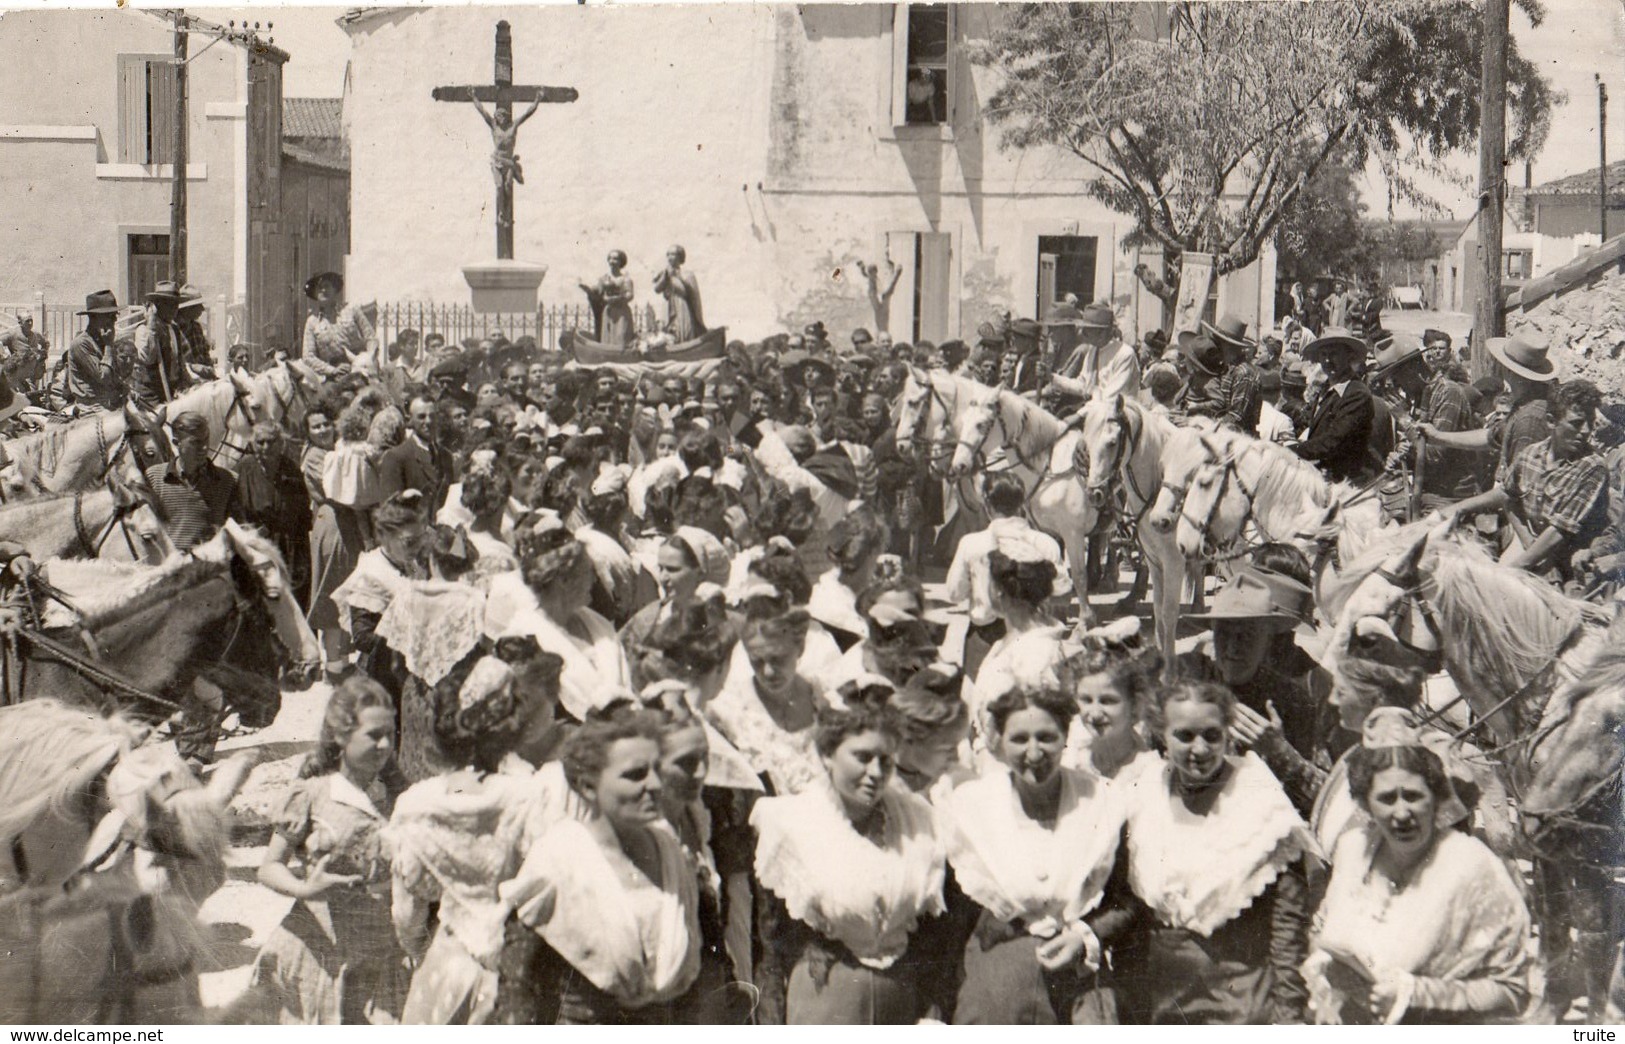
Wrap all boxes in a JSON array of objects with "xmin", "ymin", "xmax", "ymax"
[
  {"xmin": 43, "ymin": 554, "xmax": 229, "ymax": 631},
  {"xmin": 0, "ymin": 700, "xmax": 145, "ymax": 846},
  {"xmin": 990, "ymin": 386, "xmax": 1067, "ymax": 455},
  {"xmin": 1236, "ymin": 438, "xmax": 1335, "ymax": 533},
  {"xmin": 1329, "ymin": 531, "xmax": 1609, "ymax": 693}
]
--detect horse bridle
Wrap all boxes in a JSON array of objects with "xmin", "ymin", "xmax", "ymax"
[
  {"xmin": 903, "ymin": 379, "xmax": 958, "ymax": 477},
  {"xmin": 208, "ymin": 381, "xmax": 261, "ymax": 465},
  {"xmin": 1363, "ymin": 564, "xmax": 1448, "ymax": 675}
]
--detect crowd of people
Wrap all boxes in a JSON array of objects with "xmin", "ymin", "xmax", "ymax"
[{"xmin": 3, "ymin": 269, "xmax": 1623, "ymax": 1027}]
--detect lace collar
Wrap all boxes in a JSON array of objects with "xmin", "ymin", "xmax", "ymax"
[
  {"xmin": 750, "ymin": 780, "xmax": 945, "ymax": 968},
  {"xmin": 942, "ymin": 767, "xmax": 1123, "ymax": 937},
  {"xmin": 1124, "ymin": 752, "xmax": 1315, "ymax": 936}
]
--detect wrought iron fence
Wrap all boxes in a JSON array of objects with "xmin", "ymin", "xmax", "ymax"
[{"xmin": 371, "ymin": 300, "xmax": 663, "ymax": 354}]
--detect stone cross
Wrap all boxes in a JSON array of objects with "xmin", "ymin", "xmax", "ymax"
[{"xmin": 432, "ymin": 21, "xmax": 578, "ymax": 260}]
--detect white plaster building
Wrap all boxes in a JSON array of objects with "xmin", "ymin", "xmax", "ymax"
[{"xmin": 342, "ymin": 4, "xmax": 1275, "ymax": 343}]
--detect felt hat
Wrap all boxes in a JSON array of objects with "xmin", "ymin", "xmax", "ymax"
[
  {"xmin": 145, "ymin": 280, "xmax": 182, "ymax": 303},
  {"xmin": 1301, "ymin": 327, "xmax": 1367, "ymax": 362},
  {"xmin": 1486, "ymin": 334, "xmax": 1557, "ymax": 383},
  {"xmin": 303, "ymin": 272, "xmax": 343, "ymax": 300},
  {"xmin": 1201, "ymin": 314, "xmax": 1255, "ymax": 352},
  {"xmin": 1009, "ymin": 317, "xmax": 1042, "ymax": 343},
  {"xmin": 1176, "ymin": 330, "xmax": 1224, "ymax": 377},
  {"xmin": 1185, "ymin": 568, "xmax": 1314, "ymax": 631},
  {"xmin": 1042, "ymin": 302, "xmax": 1084, "ymax": 328},
  {"xmin": 77, "ymin": 289, "xmax": 120, "ymax": 316},
  {"xmin": 177, "ymin": 284, "xmax": 205, "ymax": 312},
  {"xmin": 429, "ymin": 354, "xmax": 468, "ymax": 380},
  {"xmin": 1372, "ymin": 336, "xmax": 1426, "ymax": 377},
  {"xmin": 1078, "ymin": 303, "xmax": 1115, "ymax": 330},
  {"xmin": 1280, "ymin": 361, "xmax": 1308, "ymax": 390}
]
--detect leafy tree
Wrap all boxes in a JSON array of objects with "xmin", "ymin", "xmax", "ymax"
[
  {"xmin": 1275, "ymin": 147, "xmax": 1369, "ymax": 283},
  {"xmin": 972, "ymin": 1, "xmax": 1557, "ymax": 303}
]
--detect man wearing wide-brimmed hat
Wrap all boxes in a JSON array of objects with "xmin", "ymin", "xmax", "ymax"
[
  {"xmin": 1201, "ymin": 314, "xmax": 1262, "ymax": 434},
  {"xmin": 57, "ymin": 290, "xmax": 123, "ymax": 411},
  {"xmin": 129, "ymin": 280, "xmax": 195, "ymax": 409},
  {"xmin": 1048, "ymin": 301, "xmax": 1141, "ymax": 403},
  {"xmin": 1291, "ymin": 327, "xmax": 1375, "ymax": 483},
  {"xmin": 1000, "ymin": 317, "xmax": 1046, "ymax": 394},
  {"xmin": 1419, "ymin": 334, "xmax": 1560, "ymax": 487},
  {"xmin": 1181, "ymin": 565, "xmax": 1330, "ymax": 815},
  {"xmin": 1374, "ymin": 335, "xmax": 1478, "ymax": 510},
  {"xmin": 175, "ymin": 284, "xmax": 216, "ymax": 378},
  {"xmin": 1173, "ymin": 330, "xmax": 1226, "ymax": 418}
]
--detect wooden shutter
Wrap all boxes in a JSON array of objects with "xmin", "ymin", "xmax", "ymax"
[
  {"xmin": 1038, "ymin": 253, "xmax": 1058, "ymax": 316},
  {"xmin": 147, "ymin": 58, "xmax": 178, "ymax": 165},
  {"xmin": 885, "ymin": 231, "xmax": 919, "ymax": 339},
  {"xmin": 889, "ymin": 5, "xmax": 910, "ymax": 129},
  {"xmin": 918, "ymin": 232, "xmax": 953, "ymax": 343},
  {"xmin": 117, "ymin": 55, "xmax": 147, "ymax": 163}
]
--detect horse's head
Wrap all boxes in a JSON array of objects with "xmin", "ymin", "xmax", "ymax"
[
  {"xmin": 1073, "ymin": 396, "xmax": 1121, "ymax": 513},
  {"xmin": 1175, "ymin": 437, "xmax": 1261, "ymax": 559},
  {"xmin": 1520, "ymin": 647, "xmax": 1625, "ymax": 857},
  {"xmin": 1146, "ymin": 425, "xmax": 1218, "ymax": 538},
  {"xmin": 1319, "ymin": 531, "xmax": 1439, "ymax": 731},
  {"xmin": 212, "ymin": 521, "xmax": 321, "ymax": 691},
  {"xmin": 103, "ymin": 461, "xmax": 175, "ymax": 565},
  {"xmin": 895, "ymin": 366, "xmax": 951, "ymax": 471},
  {"xmin": 947, "ymin": 383, "xmax": 1000, "ymax": 480}
]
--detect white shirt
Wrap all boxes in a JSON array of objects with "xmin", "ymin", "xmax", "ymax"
[
  {"xmin": 943, "ymin": 515, "xmax": 1071, "ymax": 627},
  {"xmin": 1257, "ymin": 399, "xmax": 1295, "ymax": 444}
]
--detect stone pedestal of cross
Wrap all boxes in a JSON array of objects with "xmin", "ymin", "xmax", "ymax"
[{"xmin": 434, "ymin": 21, "xmax": 577, "ymax": 311}]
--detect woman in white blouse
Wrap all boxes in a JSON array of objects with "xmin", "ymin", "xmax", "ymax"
[
  {"xmin": 484, "ymin": 516, "xmax": 632, "ymax": 722},
  {"xmin": 750, "ymin": 685, "xmax": 948, "ymax": 1024},
  {"xmin": 501, "ymin": 704, "xmax": 702, "ymax": 1024},
  {"xmin": 941, "ymin": 686, "xmax": 1132, "ymax": 1023}
]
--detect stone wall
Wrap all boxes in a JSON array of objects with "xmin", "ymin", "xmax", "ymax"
[{"xmin": 1506, "ymin": 254, "xmax": 1625, "ymax": 397}]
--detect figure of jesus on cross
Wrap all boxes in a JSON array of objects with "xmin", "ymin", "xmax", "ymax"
[{"xmin": 433, "ymin": 21, "xmax": 577, "ymax": 260}]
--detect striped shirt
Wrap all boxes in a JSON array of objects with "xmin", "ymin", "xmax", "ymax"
[
  {"xmin": 1501, "ymin": 438, "xmax": 1608, "ymax": 540},
  {"xmin": 145, "ymin": 460, "xmax": 238, "ymax": 551}
]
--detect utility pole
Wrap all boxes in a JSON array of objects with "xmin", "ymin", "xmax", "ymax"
[
  {"xmin": 169, "ymin": 10, "xmax": 188, "ymax": 285},
  {"xmin": 1600, "ymin": 75, "xmax": 1609, "ymax": 241},
  {"xmin": 1473, "ymin": 0, "xmax": 1509, "ymax": 378}
]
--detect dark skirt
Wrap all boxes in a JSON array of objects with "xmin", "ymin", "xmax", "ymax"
[
  {"xmin": 953, "ymin": 909, "xmax": 1119, "ymax": 1025},
  {"xmin": 785, "ymin": 936, "xmax": 920, "ymax": 1025},
  {"xmin": 1126, "ymin": 923, "xmax": 1275, "ymax": 1025}
]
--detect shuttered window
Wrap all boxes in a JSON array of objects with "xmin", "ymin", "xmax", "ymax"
[{"xmin": 117, "ymin": 54, "xmax": 178, "ymax": 164}]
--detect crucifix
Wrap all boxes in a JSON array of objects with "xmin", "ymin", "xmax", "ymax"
[{"xmin": 432, "ymin": 21, "xmax": 578, "ymax": 260}]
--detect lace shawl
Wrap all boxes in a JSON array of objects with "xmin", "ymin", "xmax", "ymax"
[
  {"xmin": 751, "ymin": 781, "xmax": 945, "ymax": 968},
  {"xmin": 1124, "ymin": 752, "xmax": 1315, "ymax": 936},
  {"xmin": 941, "ymin": 767, "xmax": 1123, "ymax": 937}
]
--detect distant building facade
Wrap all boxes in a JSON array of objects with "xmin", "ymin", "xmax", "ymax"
[{"xmin": 340, "ymin": 4, "xmax": 1275, "ymax": 343}]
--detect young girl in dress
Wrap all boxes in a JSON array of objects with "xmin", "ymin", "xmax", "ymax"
[{"xmin": 252, "ymin": 675, "xmax": 408, "ymax": 1024}]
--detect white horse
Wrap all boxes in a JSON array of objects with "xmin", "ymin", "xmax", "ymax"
[
  {"xmin": 1146, "ymin": 421, "xmax": 1388, "ymax": 567},
  {"xmin": 0, "ymin": 458, "xmax": 175, "ymax": 564},
  {"xmin": 1318, "ymin": 526, "xmax": 1619, "ymax": 1016},
  {"xmin": 941, "ymin": 375, "xmax": 1101, "ymax": 617},
  {"xmin": 1, "ymin": 362, "xmax": 317, "ymax": 496},
  {"xmin": 1073, "ymin": 394, "xmax": 1192, "ymax": 664}
]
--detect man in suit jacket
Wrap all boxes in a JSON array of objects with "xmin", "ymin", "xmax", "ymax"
[
  {"xmin": 1292, "ymin": 328, "xmax": 1374, "ymax": 484},
  {"xmin": 379, "ymin": 394, "xmax": 455, "ymax": 513}
]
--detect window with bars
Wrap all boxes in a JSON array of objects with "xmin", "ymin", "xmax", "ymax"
[{"xmin": 117, "ymin": 54, "xmax": 179, "ymax": 165}]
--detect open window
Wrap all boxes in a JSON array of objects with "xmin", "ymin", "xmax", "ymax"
[{"xmin": 892, "ymin": 4, "xmax": 954, "ymax": 129}]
